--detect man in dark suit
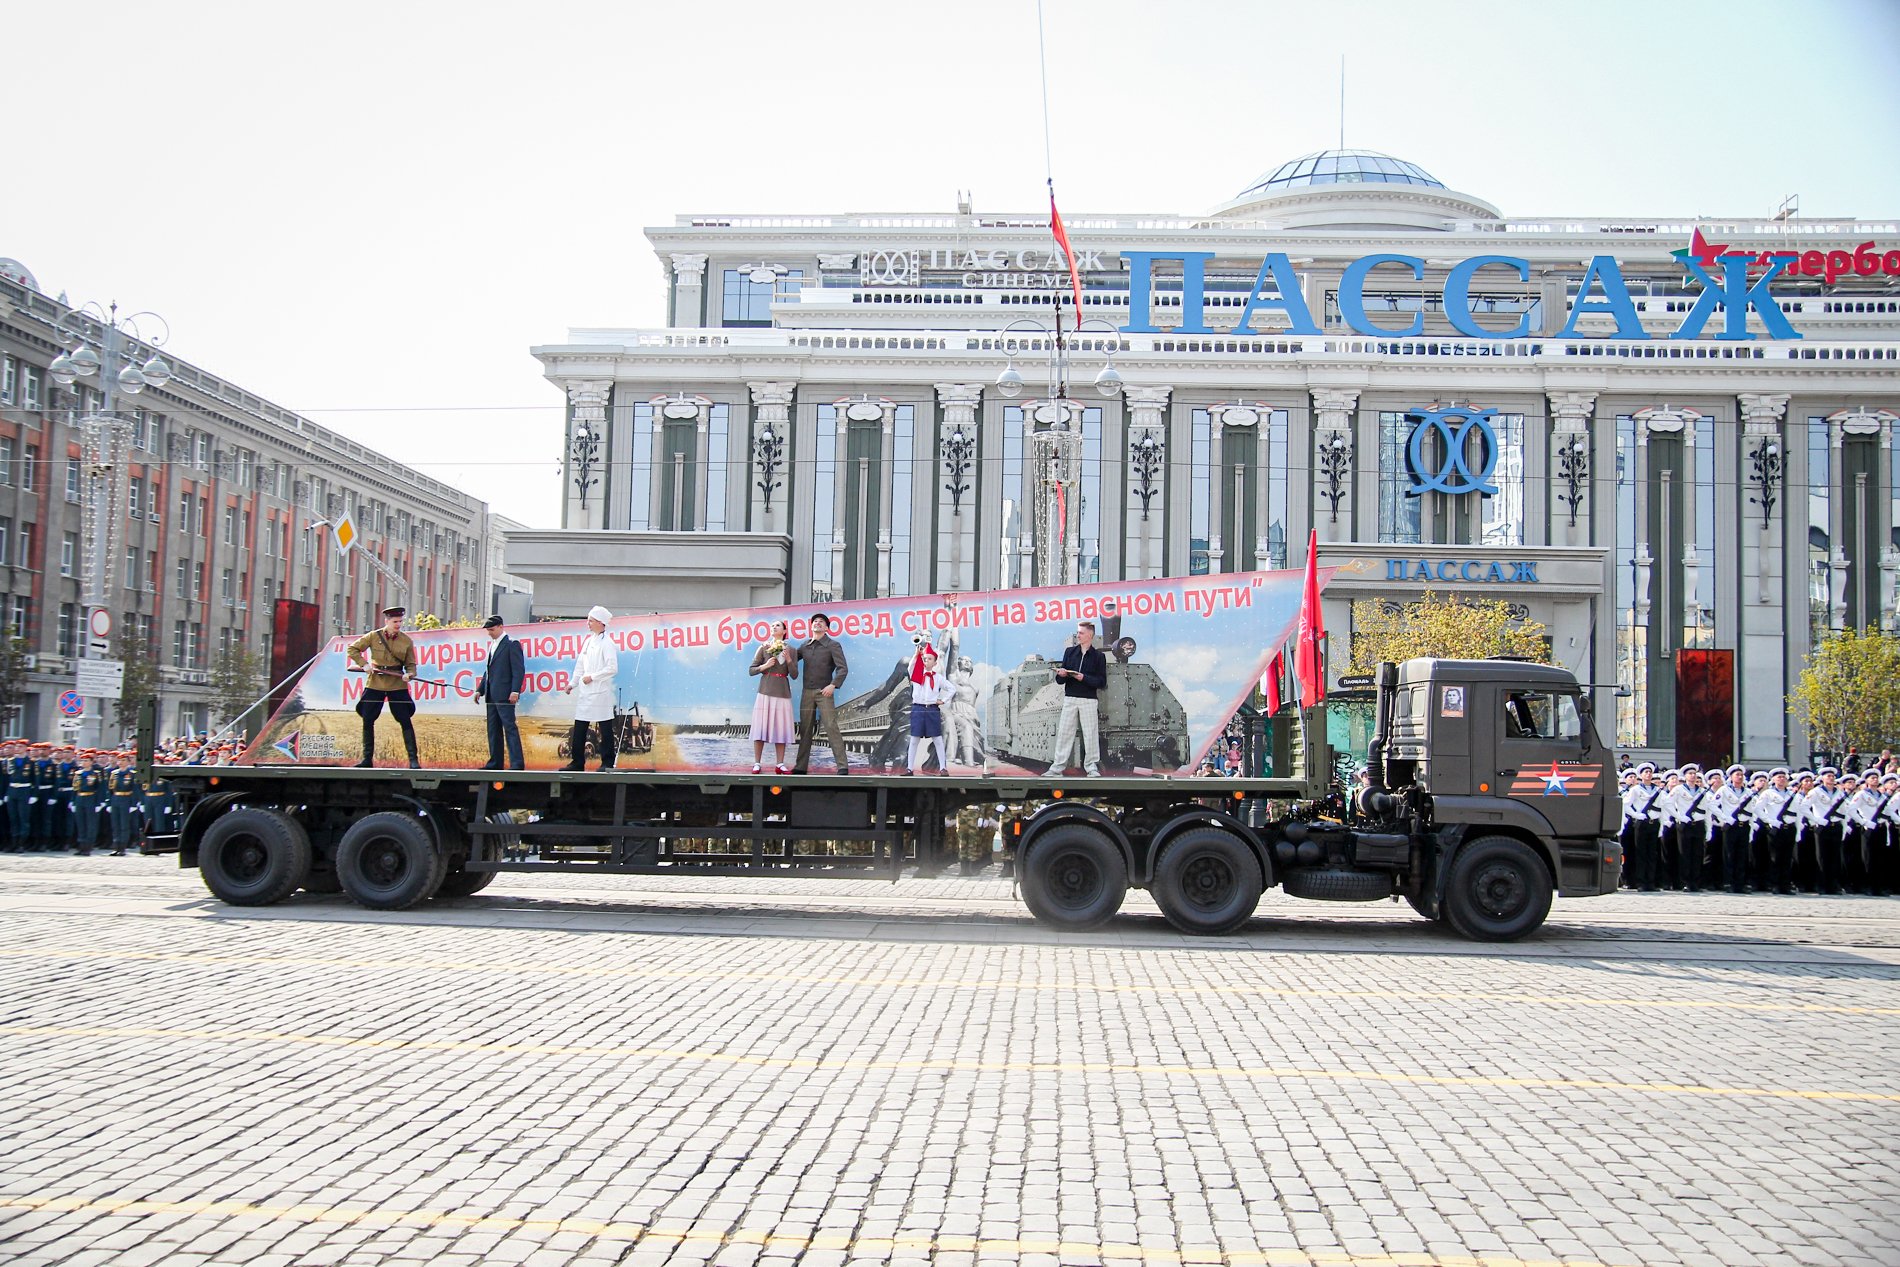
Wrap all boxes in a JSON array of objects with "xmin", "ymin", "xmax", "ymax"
[
  {"xmin": 475, "ymin": 615, "xmax": 527, "ymax": 770},
  {"xmin": 791, "ymin": 613, "xmax": 851, "ymax": 774}
]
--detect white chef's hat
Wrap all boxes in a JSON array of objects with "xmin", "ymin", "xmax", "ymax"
[{"xmin": 588, "ymin": 605, "xmax": 613, "ymax": 624}]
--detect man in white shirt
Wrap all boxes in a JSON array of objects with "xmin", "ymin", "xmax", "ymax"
[
  {"xmin": 1747, "ymin": 769, "xmax": 1797, "ymax": 895},
  {"xmin": 1709, "ymin": 765, "xmax": 1754, "ymax": 894},
  {"xmin": 1807, "ymin": 767, "xmax": 1847, "ymax": 894},
  {"xmin": 1840, "ymin": 772, "xmax": 1882, "ymax": 897},
  {"xmin": 1875, "ymin": 773, "xmax": 1900, "ymax": 897},
  {"xmin": 1626, "ymin": 762, "xmax": 1664, "ymax": 892},
  {"xmin": 1672, "ymin": 766, "xmax": 1711, "ymax": 892}
]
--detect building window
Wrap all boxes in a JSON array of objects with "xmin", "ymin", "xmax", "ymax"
[
  {"xmin": 17, "ymin": 522, "xmax": 33, "ymax": 569},
  {"xmin": 9, "ymin": 596, "xmax": 27, "ymax": 639},
  {"xmin": 0, "ymin": 357, "xmax": 13, "ymax": 404},
  {"xmin": 128, "ymin": 477, "xmax": 142, "ymax": 517},
  {"xmin": 22, "ymin": 446, "xmax": 36, "ymax": 493},
  {"xmin": 1190, "ymin": 407, "xmax": 1213, "ymax": 572},
  {"xmin": 658, "ymin": 417, "xmax": 697, "ymax": 531},
  {"xmin": 194, "ymin": 562, "xmax": 205, "ymax": 598},
  {"xmin": 176, "ymin": 559, "xmax": 190, "ymax": 599},
  {"xmin": 195, "ymin": 497, "xmax": 208, "ymax": 536},
  {"xmin": 1808, "ymin": 417, "xmax": 1830, "ymax": 648},
  {"xmin": 706, "ymin": 403, "xmax": 729, "ymax": 532},
  {"xmin": 0, "ymin": 519, "xmax": 9, "ymax": 565},
  {"xmin": 58, "ymin": 604, "xmax": 79, "ymax": 658},
  {"xmin": 194, "ymin": 433, "xmax": 211, "ymax": 469},
  {"xmin": 891, "ymin": 404, "xmax": 915, "ymax": 593},
  {"xmin": 721, "ymin": 268, "xmax": 802, "ymax": 327},
  {"xmin": 178, "ymin": 490, "xmax": 193, "ymax": 532},
  {"xmin": 65, "ymin": 459, "xmax": 80, "ymax": 503},
  {"xmin": 810, "ymin": 404, "xmax": 839, "ymax": 600},
  {"xmin": 221, "ymin": 569, "xmax": 235, "ymax": 603},
  {"xmin": 1191, "ymin": 407, "xmax": 1284, "ymax": 575},
  {"xmin": 60, "ymin": 533, "xmax": 77, "ymax": 577},
  {"xmin": 143, "ymin": 551, "xmax": 157, "ymax": 592},
  {"xmin": 0, "ymin": 437, "xmax": 13, "ymax": 484},
  {"xmin": 1000, "ymin": 405, "xmax": 1026, "ymax": 588},
  {"xmin": 22, "ymin": 367, "xmax": 41, "ymax": 410},
  {"xmin": 614, "ymin": 400, "xmax": 654, "ymax": 529},
  {"xmin": 223, "ymin": 506, "xmax": 238, "ymax": 546}
]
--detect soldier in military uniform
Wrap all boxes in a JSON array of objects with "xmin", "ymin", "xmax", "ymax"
[
  {"xmin": 2, "ymin": 742, "xmax": 28, "ymax": 852},
  {"xmin": 140, "ymin": 773, "xmax": 177, "ymax": 848},
  {"xmin": 346, "ymin": 606, "xmax": 422, "ymax": 769},
  {"xmin": 32, "ymin": 747, "xmax": 61, "ymax": 850},
  {"xmin": 955, "ymin": 802, "xmax": 986, "ymax": 873},
  {"xmin": 70, "ymin": 754, "xmax": 105, "ymax": 856},
  {"xmin": 107, "ymin": 756, "xmax": 142, "ymax": 855}
]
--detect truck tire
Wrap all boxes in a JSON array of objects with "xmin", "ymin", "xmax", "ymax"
[
  {"xmin": 199, "ymin": 808, "xmax": 311, "ymax": 906},
  {"xmin": 1442, "ymin": 836, "xmax": 1553, "ymax": 942},
  {"xmin": 335, "ymin": 812, "xmax": 447, "ymax": 910},
  {"xmin": 1152, "ymin": 828, "xmax": 1261, "ymax": 935},
  {"xmin": 1404, "ymin": 891, "xmax": 1441, "ymax": 922},
  {"xmin": 1281, "ymin": 867, "xmax": 1392, "ymax": 902},
  {"xmin": 435, "ymin": 867, "xmax": 497, "ymax": 899},
  {"xmin": 1021, "ymin": 823, "xmax": 1127, "ymax": 931}
]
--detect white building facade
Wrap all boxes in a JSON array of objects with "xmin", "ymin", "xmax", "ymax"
[{"xmin": 523, "ymin": 150, "xmax": 1900, "ymax": 766}]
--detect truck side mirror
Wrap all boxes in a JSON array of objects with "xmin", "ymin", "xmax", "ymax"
[{"xmin": 1577, "ymin": 695, "xmax": 1596, "ymax": 755}]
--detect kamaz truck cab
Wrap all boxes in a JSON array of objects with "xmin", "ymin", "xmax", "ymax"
[{"xmin": 1357, "ymin": 657, "xmax": 1622, "ymax": 937}]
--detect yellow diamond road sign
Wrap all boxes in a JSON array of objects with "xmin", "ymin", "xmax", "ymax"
[{"xmin": 333, "ymin": 513, "xmax": 357, "ymax": 554}]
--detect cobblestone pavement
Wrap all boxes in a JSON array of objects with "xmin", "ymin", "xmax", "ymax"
[{"xmin": 0, "ymin": 854, "xmax": 1895, "ymax": 1267}]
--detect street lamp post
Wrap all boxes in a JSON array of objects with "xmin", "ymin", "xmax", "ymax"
[
  {"xmin": 992, "ymin": 313, "xmax": 1122, "ymax": 588},
  {"xmin": 48, "ymin": 303, "xmax": 172, "ymax": 746}
]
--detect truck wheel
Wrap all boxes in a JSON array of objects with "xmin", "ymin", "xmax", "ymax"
[
  {"xmin": 336, "ymin": 812, "xmax": 447, "ymax": 910},
  {"xmin": 1442, "ymin": 836, "xmax": 1553, "ymax": 942},
  {"xmin": 199, "ymin": 808, "xmax": 311, "ymax": 906},
  {"xmin": 1021, "ymin": 823, "xmax": 1127, "ymax": 931},
  {"xmin": 1152, "ymin": 828, "xmax": 1261, "ymax": 935},
  {"xmin": 435, "ymin": 867, "xmax": 497, "ymax": 899}
]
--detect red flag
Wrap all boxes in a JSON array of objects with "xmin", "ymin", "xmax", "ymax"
[
  {"xmin": 1262, "ymin": 651, "xmax": 1283, "ymax": 716},
  {"xmin": 1293, "ymin": 529, "xmax": 1325, "ymax": 706},
  {"xmin": 1048, "ymin": 191, "xmax": 1086, "ymax": 329}
]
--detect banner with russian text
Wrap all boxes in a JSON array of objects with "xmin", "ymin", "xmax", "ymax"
[{"xmin": 241, "ymin": 569, "xmax": 1330, "ymax": 773}]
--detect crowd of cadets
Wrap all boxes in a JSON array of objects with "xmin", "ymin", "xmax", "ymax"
[
  {"xmin": 1618, "ymin": 762, "xmax": 1899, "ymax": 896},
  {"xmin": 1, "ymin": 742, "xmax": 178, "ymax": 856}
]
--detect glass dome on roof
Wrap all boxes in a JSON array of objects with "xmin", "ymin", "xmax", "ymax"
[{"xmin": 1235, "ymin": 149, "xmax": 1445, "ymax": 199}]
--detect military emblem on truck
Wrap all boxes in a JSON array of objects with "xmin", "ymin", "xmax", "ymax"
[{"xmin": 1509, "ymin": 761, "xmax": 1603, "ymax": 798}]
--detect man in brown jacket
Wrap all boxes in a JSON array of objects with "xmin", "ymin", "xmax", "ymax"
[{"xmin": 791, "ymin": 613, "xmax": 851, "ymax": 774}]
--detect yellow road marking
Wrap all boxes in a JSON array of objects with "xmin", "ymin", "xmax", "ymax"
[
  {"xmin": 2, "ymin": 1023, "xmax": 1894, "ymax": 1103},
  {"xmin": 3, "ymin": 945, "xmax": 1893, "ymax": 1016},
  {"xmin": 0, "ymin": 1193, "xmax": 1646, "ymax": 1266}
]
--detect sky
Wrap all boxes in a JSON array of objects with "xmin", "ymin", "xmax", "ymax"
[{"xmin": 8, "ymin": 0, "xmax": 1898, "ymax": 529}]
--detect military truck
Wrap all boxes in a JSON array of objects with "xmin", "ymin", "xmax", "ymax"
[{"xmin": 153, "ymin": 655, "xmax": 1616, "ymax": 941}]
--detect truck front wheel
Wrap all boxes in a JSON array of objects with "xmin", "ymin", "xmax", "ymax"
[
  {"xmin": 1152, "ymin": 829, "xmax": 1261, "ymax": 935},
  {"xmin": 199, "ymin": 808, "xmax": 311, "ymax": 906},
  {"xmin": 336, "ymin": 812, "xmax": 447, "ymax": 910},
  {"xmin": 1442, "ymin": 836, "xmax": 1552, "ymax": 941},
  {"xmin": 1021, "ymin": 823, "xmax": 1127, "ymax": 931}
]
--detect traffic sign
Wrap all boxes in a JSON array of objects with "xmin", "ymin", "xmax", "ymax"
[
  {"xmin": 75, "ymin": 659, "xmax": 125, "ymax": 700},
  {"xmin": 57, "ymin": 691, "xmax": 84, "ymax": 718},
  {"xmin": 87, "ymin": 608, "xmax": 113, "ymax": 639},
  {"xmin": 333, "ymin": 512, "xmax": 358, "ymax": 554}
]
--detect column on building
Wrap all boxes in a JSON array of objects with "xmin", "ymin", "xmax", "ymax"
[
  {"xmin": 670, "ymin": 254, "xmax": 708, "ymax": 327},
  {"xmin": 562, "ymin": 380, "xmax": 612, "ymax": 531},
  {"xmin": 650, "ymin": 393, "xmax": 712, "ymax": 532},
  {"xmin": 1828, "ymin": 407, "xmax": 1894, "ymax": 631},
  {"xmin": 934, "ymin": 384, "xmax": 983, "ymax": 592},
  {"xmin": 1547, "ymin": 392, "xmax": 1596, "ymax": 548},
  {"xmin": 1122, "ymin": 387, "xmax": 1169, "ymax": 580},
  {"xmin": 747, "ymin": 382, "xmax": 795, "ymax": 535},
  {"xmin": 1739, "ymin": 392, "xmax": 1789, "ymax": 763},
  {"xmin": 1311, "ymin": 389, "xmax": 1359, "ymax": 545}
]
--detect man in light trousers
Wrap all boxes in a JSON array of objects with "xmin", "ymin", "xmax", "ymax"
[{"xmin": 1047, "ymin": 620, "xmax": 1107, "ymax": 776}]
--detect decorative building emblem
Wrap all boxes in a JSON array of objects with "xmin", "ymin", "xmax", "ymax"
[
  {"xmin": 862, "ymin": 250, "xmax": 918, "ymax": 286},
  {"xmin": 1128, "ymin": 429, "xmax": 1164, "ymax": 522},
  {"xmin": 1555, "ymin": 435, "xmax": 1590, "ymax": 528},
  {"xmin": 1747, "ymin": 436, "xmax": 1784, "ymax": 527},
  {"xmin": 753, "ymin": 424, "xmax": 786, "ymax": 513},
  {"xmin": 1405, "ymin": 406, "xmax": 1499, "ymax": 498},
  {"xmin": 1316, "ymin": 432, "xmax": 1353, "ymax": 521}
]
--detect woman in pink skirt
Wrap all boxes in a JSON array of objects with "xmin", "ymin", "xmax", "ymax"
[{"xmin": 749, "ymin": 620, "xmax": 799, "ymax": 773}]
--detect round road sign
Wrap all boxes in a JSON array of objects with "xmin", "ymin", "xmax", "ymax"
[
  {"xmin": 88, "ymin": 608, "xmax": 113, "ymax": 639},
  {"xmin": 57, "ymin": 691, "xmax": 84, "ymax": 717}
]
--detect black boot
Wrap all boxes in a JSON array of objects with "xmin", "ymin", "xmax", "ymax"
[
  {"xmin": 355, "ymin": 718, "xmax": 377, "ymax": 768},
  {"xmin": 596, "ymin": 723, "xmax": 617, "ymax": 771},
  {"xmin": 401, "ymin": 723, "xmax": 421, "ymax": 771},
  {"xmin": 561, "ymin": 722, "xmax": 587, "ymax": 772}
]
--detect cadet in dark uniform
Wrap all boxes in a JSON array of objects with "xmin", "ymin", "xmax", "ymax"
[
  {"xmin": 347, "ymin": 606, "xmax": 421, "ymax": 769},
  {"xmin": 52, "ymin": 746, "xmax": 78, "ymax": 851},
  {"xmin": 32, "ymin": 748, "xmax": 61, "ymax": 850},
  {"xmin": 107, "ymin": 758, "xmax": 142, "ymax": 855},
  {"xmin": 70, "ymin": 755, "xmax": 105, "ymax": 855},
  {"xmin": 3, "ymin": 744, "xmax": 29, "ymax": 852},
  {"xmin": 141, "ymin": 774, "xmax": 177, "ymax": 847}
]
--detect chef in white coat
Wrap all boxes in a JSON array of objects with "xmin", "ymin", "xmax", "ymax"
[{"xmin": 562, "ymin": 605, "xmax": 619, "ymax": 771}]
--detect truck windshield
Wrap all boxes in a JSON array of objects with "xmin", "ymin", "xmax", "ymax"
[{"xmin": 1502, "ymin": 691, "xmax": 1582, "ymax": 741}]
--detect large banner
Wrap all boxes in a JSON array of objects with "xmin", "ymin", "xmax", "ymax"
[{"xmin": 243, "ymin": 569, "xmax": 1328, "ymax": 774}]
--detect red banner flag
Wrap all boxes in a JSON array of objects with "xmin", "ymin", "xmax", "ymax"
[
  {"xmin": 1049, "ymin": 191, "xmax": 1086, "ymax": 329},
  {"xmin": 1262, "ymin": 650, "xmax": 1284, "ymax": 717},
  {"xmin": 1293, "ymin": 529, "xmax": 1325, "ymax": 706}
]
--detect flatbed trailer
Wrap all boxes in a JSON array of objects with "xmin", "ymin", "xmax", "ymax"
[{"xmin": 155, "ymin": 657, "xmax": 1624, "ymax": 941}]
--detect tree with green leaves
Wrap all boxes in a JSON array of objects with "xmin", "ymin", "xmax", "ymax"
[
  {"xmin": 1346, "ymin": 591, "xmax": 1551, "ymax": 672},
  {"xmin": 110, "ymin": 625, "xmax": 161, "ymax": 741},
  {"xmin": 1788, "ymin": 628, "xmax": 1900, "ymax": 758},
  {"xmin": 209, "ymin": 644, "xmax": 269, "ymax": 738}
]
